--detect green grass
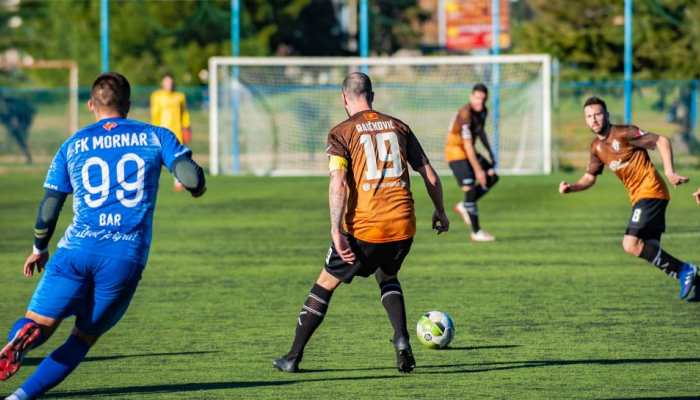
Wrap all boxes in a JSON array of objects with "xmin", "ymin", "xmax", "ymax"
[{"xmin": 1, "ymin": 171, "xmax": 699, "ymax": 399}]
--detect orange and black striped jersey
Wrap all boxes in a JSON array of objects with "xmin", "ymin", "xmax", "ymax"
[
  {"xmin": 326, "ymin": 110, "xmax": 429, "ymax": 243},
  {"xmin": 587, "ymin": 124, "xmax": 670, "ymax": 204}
]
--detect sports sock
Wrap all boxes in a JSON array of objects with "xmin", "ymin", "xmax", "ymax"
[
  {"xmin": 19, "ymin": 335, "xmax": 90, "ymax": 399},
  {"xmin": 639, "ymin": 240, "xmax": 685, "ymax": 279},
  {"xmin": 7, "ymin": 318, "xmax": 46, "ymax": 350},
  {"xmin": 379, "ymin": 278, "xmax": 409, "ymax": 342},
  {"xmin": 463, "ymin": 190, "xmax": 480, "ymax": 233},
  {"xmin": 287, "ymin": 284, "xmax": 332, "ymax": 359}
]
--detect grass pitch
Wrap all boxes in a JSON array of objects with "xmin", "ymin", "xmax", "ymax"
[{"xmin": 1, "ymin": 171, "xmax": 699, "ymax": 399}]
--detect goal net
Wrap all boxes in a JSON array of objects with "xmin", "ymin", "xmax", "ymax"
[{"xmin": 209, "ymin": 55, "xmax": 551, "ymax": 176}]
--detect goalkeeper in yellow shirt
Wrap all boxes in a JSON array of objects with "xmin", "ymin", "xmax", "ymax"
[{"xmin": 151, "ymin": 73, "xmax": 192, "ymax": 191}]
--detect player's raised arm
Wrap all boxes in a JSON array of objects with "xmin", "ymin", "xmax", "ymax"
[{"xmin": 628, "ymin": 129, "xmax": 689, "ymax": 187}]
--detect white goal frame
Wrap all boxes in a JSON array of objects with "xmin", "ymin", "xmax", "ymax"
[{"xmin": 209, "ymin": 55, "xmax": 552, "ymax": 176}]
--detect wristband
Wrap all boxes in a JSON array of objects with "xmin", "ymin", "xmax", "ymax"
[{"xmin": 32, "ymin": 245, "xmax": 48, "ymax": 255}]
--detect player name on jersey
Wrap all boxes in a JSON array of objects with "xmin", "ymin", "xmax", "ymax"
[
  {"xmin": 69, "ymin": 132, "xmax": 149, "ymax": 155},
  {"xmin": 355, "ymin": 119, "xmax": 395, "ymax": 133}
]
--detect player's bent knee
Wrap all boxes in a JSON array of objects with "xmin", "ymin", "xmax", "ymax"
[
  {"xmin": 25, "ymin": 311, "xmax": 61, "ymax": 339},
  {"xmin": 25, "ymin": 311, "xmax": 59, "ymax": 328},
  {"xmin": 621, "ymin": 236, "xmax": 643, "ymax": 256},
  {"xmin": 316, "ymin": 269, "xmax": 342, "ymax": 291},
  {"xmin": 460, "ymin": 185, "xmax": 474, "ymax": 192},
  {"xmin": 374, "ymin": 269, "xmax": 396, "ymax": 284}
]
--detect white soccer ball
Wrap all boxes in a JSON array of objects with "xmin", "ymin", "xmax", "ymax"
[{"xmin": 416, "ymin": 311, "xmax": 455, "ymax": 349}]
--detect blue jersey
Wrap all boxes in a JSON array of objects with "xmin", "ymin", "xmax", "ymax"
[{"xmin": 44, "ymin": 117, "xmax": 190, "ymax": 265}]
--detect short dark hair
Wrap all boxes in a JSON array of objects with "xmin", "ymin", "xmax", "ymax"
[
  {"xmin": 91, "ymin": 72, "xmax": 131, "ymax": 115},
  {"xmin": 342, "ymin": 72, "xmax": 373, "ymax": 101},
  {"xmin": 472, "ymin": 83, "xmax": 488, "ymax": 96},
  {"xmin": 583, "ymin": 96, "xmax": 607, "ymax": 112}
]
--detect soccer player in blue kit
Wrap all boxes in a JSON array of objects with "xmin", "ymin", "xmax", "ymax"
[{"xmin": 0, "ymin": 73, "xmax": 206, "ymax": 400}]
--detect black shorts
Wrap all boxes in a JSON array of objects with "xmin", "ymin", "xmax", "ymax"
[
  {"xmin": 625, "ymin": 198, "xmax": 668, "ymax": 241},
  {"xmin": 324, "ymin": 234, "xmax": 413, "ymax": 284},
  {"xmin": 448, "ymin": 153, "xmax": 493, "ymax": 187}
]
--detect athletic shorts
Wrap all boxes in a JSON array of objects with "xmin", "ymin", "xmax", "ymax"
[
  {"xmin": 448, "ymin": 153, "xmax": 493, "ymax": 187},
  {"xmin": 625, "ymin": 198, "xmax": 668, "ymax": 241},
  {"xmin": 28, "ymin": 248, "xmax": 144, "ymax": 336},
  {"xmin": 324, "ymin": 234, "xmax": 413, "ymax": 284}
]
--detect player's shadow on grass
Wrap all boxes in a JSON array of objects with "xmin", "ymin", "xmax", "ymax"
[
  {"xmin": 444, "ymin": 344, "xmax": 520, "ymax": 351},
  {"xmin": 43, "ymin": 375, "xmax": 403, "ymax": 398},
  {"xmin": 23, "ymin": 351, "xmax": 216, "ymax": 367},
  {"xmin": 39, "ymin": 356, "xmax": 700, "ymax": 398},
  {"xmin": 306, "ymin": 355, "xmax": 700, "ymax": 374},
  {"xmin": 417, "ymin": 356, "xmax": 700, "ymax": 376},
  {"xmin": 302, "ymin": 345, "xmax": 521, "ymax": 373}
]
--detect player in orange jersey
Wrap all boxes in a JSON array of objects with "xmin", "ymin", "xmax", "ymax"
[
  {"xmin": 445, "ymin": 83, "xmax": 498, "ymax": 242},
  {"xmin": 273, "ymin": 72, "xmax": 449, "ymax": 374},
  {"xmin": 559, "ymin": 97, "xmax": 697, "ymax": 300}
]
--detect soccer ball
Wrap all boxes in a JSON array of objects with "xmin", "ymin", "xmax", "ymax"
[{"xmin": 416, "ymin": 311, "xmax": 455, "ymax": 349}]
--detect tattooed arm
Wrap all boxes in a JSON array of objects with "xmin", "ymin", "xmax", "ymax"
[{"xmin": 329, "ymin": 168, "xmax": 355, "ymax": 264}]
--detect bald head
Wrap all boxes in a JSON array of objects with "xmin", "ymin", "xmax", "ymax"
[{"xmin": 342, "ymin": 72, "xmax": 373, "ymax": 102}]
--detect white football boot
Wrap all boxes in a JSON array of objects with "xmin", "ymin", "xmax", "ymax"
[{"xmin": 470, "ymin": 230, "xmax": 495, "ymax": 242}]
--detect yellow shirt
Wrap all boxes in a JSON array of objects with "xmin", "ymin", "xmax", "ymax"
[{"xmin": 150, "ymin": 89, "xmax": 190, "ymax": 143}]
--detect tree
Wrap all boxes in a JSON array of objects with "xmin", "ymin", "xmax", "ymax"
[
  {"xmin": 514, "ymin": 0, "xmax": 700, "ymax": 152},
  {"xmin": 7, "ymin": 0, "xmax": 429, "ymax": 87},
  {"xmin": 370, "ymin": 0, "xmax": 430, "ymax": 55}
]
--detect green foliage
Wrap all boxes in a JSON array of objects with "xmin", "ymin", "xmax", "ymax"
[
  {"xmin": 514, "ymin": 0, "xmax": 700, "ymax": 80},
  {"xmin": 370, "ymin": 0, "xmax": 431, "ymax": 55},
  {"xmin": 2, "ymin": 0, "xmax": 428, "ymax": 87}
]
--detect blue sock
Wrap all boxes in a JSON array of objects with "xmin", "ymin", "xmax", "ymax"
[
  {"xmin": 7, "ymin": 318, "xmax": 46, "ymax": 350},
  {"xmin": 19, "ymin": 335, "xmax": 90, "ymax": 399}
]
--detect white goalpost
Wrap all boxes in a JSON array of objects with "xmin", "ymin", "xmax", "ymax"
[
  {"xmin": 0, "ymin": 59, "xmax": 79, "ymax": 134},
  {"xmin": 209, "ymin": 55, "xmax": 551, "ymax": 176}
]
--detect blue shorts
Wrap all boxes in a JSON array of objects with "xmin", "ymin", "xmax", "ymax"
[{"xmin": 28, "ymin": 248, "xmax": 144, "ymax": 336}]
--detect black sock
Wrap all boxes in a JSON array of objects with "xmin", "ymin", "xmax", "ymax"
[
  {"xmin": 639, "ymin": 241, "xmax": 685, "ymax": 279},
  {"xmin": 379, "ymin": 278, "xmax": 409, "ymax": 342},
  {"xmin": 464, "ymin": 190, "xmax": 480, "ymax": 233},
  {"xmin": 475, "ymin": 174, "xmax": 499, "ymax": 201},
  {"xmin": 287, "ymin": 284, "xmax": 332, "ymax": 359}
]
